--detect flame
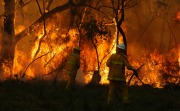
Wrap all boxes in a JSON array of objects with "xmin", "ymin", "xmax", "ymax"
[
  {"xmin": 2, "ymin": 60, "xmax": 12, "ymax": 78},
  {"xmin": 142, "ymin": 51, "xmax": 166, "ymax": 88},
  {"xmin": 82, "ymin": 32, "xmax": 118, "ymax": 84},
  {"xmin": 129, "ymin": 47, "xmax": 180, "ymax": 88},
  {"xmin": 15, "ymin": 25, "xmax": 25, "ymax": 35},
  {"xmin": 6, "ymin": 14, "xmax": 180, "ymax": 88},
  {"xmin": 178, "ymin": 47, "xmax": 180, "ymax": 66},
  {"xmin": 24, "ymin": 28, "xmax": 78, "ymax": 78},
  {"xmin": 13, "ymin": 15, "xmax": 79, "ymax": 79},
  {"xmin": 13, "ymin": 49, "xmax": 26, "ymax": 74},
  {"xmin": 82, "ymin": 42, "xmax": 180, "ymax": 88}
]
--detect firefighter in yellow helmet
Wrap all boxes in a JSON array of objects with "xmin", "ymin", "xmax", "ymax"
[
  {"xmin": 65, "ymin": 46, "xmax": 80, "ymax": 90},
  {"xmin": 106, "ymin": 43, "xmax": 137, "ymax": 105}
]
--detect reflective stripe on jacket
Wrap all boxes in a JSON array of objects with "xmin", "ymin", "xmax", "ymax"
[
  {"xmin": 106, "ymin": 52, "xmax": 135, "ymax": 81},
  {"xmin": 66, "ymin": 53, "xmax": 80, "ymax": 76}
]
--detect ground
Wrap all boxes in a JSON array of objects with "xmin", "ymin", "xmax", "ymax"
[{"xmin": 0, "ymin": 80, "xmax": 179, "ymax": 111}]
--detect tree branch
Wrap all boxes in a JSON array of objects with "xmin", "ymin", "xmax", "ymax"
[
  {"xmin": 76, "ymin": 4, "xmax": 112, "ymax": 20},
  {"xmin": 0, "ymin": 0, "xmax": 33, "ymax": 19},
  {"xmin": 44, "ymin": 53, "xmax": 56, "ymax": 68},
  {"xmin": 46, "ymin": 0, "xmax": 54, "ymax": 11},
  {"xmin": 33, "ymin": 0, "xmax": 47, "ymax": 59},
  {"xmin": 15, "ymin": 1, "xmax": 73, "ymax": 44},
  {"xmin": 36, "ymin": 0, "xmax": 43, "ymax": 15},
  {"xmin": 21, "ymin": 52, "xmax": 50, "ymax": 78}
]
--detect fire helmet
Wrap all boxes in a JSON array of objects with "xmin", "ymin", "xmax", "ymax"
[{"xmin": 117, "ymin": 43, "xmax": 126, "ymax": 50}]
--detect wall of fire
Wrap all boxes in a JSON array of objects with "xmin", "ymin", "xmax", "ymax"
[{"xmin": 0, "ymin": 0, "xmax": 180, "ymax": 88}]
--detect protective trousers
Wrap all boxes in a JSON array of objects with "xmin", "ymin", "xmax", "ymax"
[
  {"xmin": 66, "ymin": 75, "xmax": 75, "ymax": 90},
  {"xmin": 108, "ymin": 80, "xmax": 129, "ymax": 104}
]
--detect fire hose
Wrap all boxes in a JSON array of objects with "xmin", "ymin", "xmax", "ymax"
[{"xmin": 127, "ymin": 63, "xmax": 146, "ymax": 86}]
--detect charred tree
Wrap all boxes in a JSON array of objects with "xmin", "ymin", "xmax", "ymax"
[
  {"xmin": 111, "ymin": 0, "xmax": 127, "ymax": 55},
  {"xmin": 81, "ymin": 17, "xmax": 109, "ymax": 84},
  {"xmin": 2, "ymin": 0, "xmax": 15, "ymax": 59},
  {"xmin": 0, "ymin": 0, "xmax": 88, "ymax": 78},
  {"xmin": 0, "ymin": 0, "xmax": 15, "ymax": 77}
]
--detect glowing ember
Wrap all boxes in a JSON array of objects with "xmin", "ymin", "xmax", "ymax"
[{"xmin": 176, "ymin": 11, "xmax": 180, "ymax": 21}]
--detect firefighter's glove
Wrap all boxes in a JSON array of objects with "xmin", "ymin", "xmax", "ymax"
[{"xmin": 133, "ymin": 70, "xmax": 138, "ymax": 77}]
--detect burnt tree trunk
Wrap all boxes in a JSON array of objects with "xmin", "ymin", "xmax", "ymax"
[
  {"xmin": 117, "ymin": 0, "xmax": 127, "ymax": 51},
  {"xmin": 0, "ymin": 0, "xmax": 15, "ymax": 77},
  {"xmin": 112, "ymin": 0, "xmax": 127, "ymax": 55},
  {"xmin": 90, "ymin": 38, "xmax": 101, "ymax": 85}
]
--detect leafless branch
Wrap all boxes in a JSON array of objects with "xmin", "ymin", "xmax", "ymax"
[
  {"xmin": 15, "ymin": 1, "xmax": 73, "ymax": 44},
  {"xmin": 46, "ymin": 0, "xmax": 53, "ymax": 11},
  {"xmin": 76, "ymin": 4, "xmax": 112, "ymax": 21},
  {"xmin": 139, "ymin": 17, "xmax": 156, "ymax": 40},
  {"xmin": 21, "ymin": 52, "xmax": 50, "ymax": 78},
  {"xmin": 18, "ymin": 0, "xmax": 33, "ymax": 6},
  {"xmin": 36, "ymin": 0, "xmax": 43, "ymax": 15},
  {"xmin": 0, "ymin": 0, "xmax": 33, "ymax": 19},
  {"xmin": 167, "ymin": 19, "xmax": 178, "ymax": 47},
  {"xmin": 32, "ymin": 37, "xmax": 44, "ymax": 59},
  {"xmin": 43, "ymin": 58, "xmax": 66, "ymax": 77},
  {"xmin": 33, "ymin": 0, "xmax": 47, "ymax": 59},
  {"xmin": 44, "ymin": 53, "xmax": 56, "ymax": 68}
]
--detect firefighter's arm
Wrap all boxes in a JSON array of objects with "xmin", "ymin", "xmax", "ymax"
[
  {"xmin": 124, "ymin": 59, "xmax": 138, "ymax": 76},
  {"xmin": 123, "ymin": 58, "xmax": 136, "ymax": 71}
]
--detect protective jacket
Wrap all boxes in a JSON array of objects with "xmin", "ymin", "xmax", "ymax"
[
  {"xmin": 66, "ymin": 52, "xmax": 80, "ymax": 76},
  {"xmin": 106, "ymin": 52, "xmax": 135, "ymax": 81}
]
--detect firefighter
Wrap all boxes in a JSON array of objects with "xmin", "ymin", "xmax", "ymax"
[
  {"xmin": 106, "ymin": 43, "xmax": 137, "ymax": 106},
  {"xmin": 65, "ymin": 46, "xmax": 80, "ymax": 90}
]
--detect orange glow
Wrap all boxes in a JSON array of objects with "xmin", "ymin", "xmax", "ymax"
[
  {"xmin": 15, "ymin": 25, "xmax": 25, "ymax": 35},
  {"xmin": 82, "ymin": 44, "xmax": 180, "ymax": 88},
  {"xmin": 2, "ymin": 60, "xmax": 11, "ymax": 78},
  {"xmin": 4, "ymin": 14, "xmax": 179, "ymax": 88},
  {"xmin": 178, "ymin": 47, "xmax": 180, "ymax": 66},
  {"xmin": 82, "ymin": 31, "xmax": 118, "ymax": 84},
  {"xmin": 13, "ymin": 16, "xmax": 79, "ymax": 79},
  {"xmin": 11, "ymin": 30, "xmax": 180, "ymax": 88},
  {"xmin": 11, "ymin": 24, "xmax": 180, "ymax": 88},
  {"xmin": 176, "ymin": 11, "xmax": 180, "ymax": 21}
]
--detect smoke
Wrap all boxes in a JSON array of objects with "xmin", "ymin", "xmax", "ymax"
[{"xmin": 125, "ymin": 0, "xmax": 180, "ymax": 55}]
